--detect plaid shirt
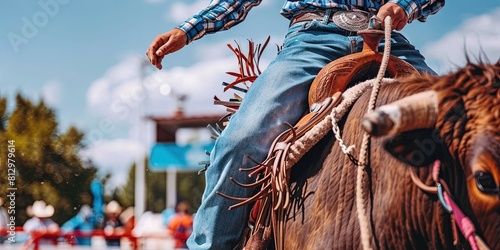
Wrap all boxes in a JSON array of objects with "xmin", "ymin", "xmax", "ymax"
[{"xmin": 178, "ymin": 0, "xmax": 445, "ymax": 44}]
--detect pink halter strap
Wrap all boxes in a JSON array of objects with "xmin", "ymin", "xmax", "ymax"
[{"xmin": 433, "ymin": 160, "xmax": 481, "ymax": 250}]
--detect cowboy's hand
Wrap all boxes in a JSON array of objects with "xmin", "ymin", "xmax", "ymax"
[
  {"xmin": 377, "ymin": 3, "xmax": 409, "ymax": 31},
  {"xmin": 146, "ymin": 28, "xmax": 187, "ymax": 70}
]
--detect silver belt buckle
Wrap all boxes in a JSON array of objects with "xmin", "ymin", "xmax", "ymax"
[{"xmin": 332, "ymin": 10, "xmax": 371, "ymax": 32}]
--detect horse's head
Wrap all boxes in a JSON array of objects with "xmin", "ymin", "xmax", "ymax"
[{"xmin": 363, "ymin": 61, "xmax": 500, "ymax": 248}]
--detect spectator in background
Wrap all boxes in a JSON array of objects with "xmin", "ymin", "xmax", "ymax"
[
  {"xmin": 103, "ymin": 200, "xmax": 124, "ymax": 247},
  {"xmin": 167, "ymin": 201, "xmax": 193, "ymax": 249},
  {"xmin": 0, "ymin": 197, "xmax": 9, "ymax": 243},
  {"xmin": 119, "ymin": 206, "xmax": 135, "ymax": 234},
  {"xmin": 161, "ymin": 207, "xmax": 175, "ymax": 227},
  {"xmin": 118, "ymin": 206, "xmax": 135, "ymax": 248},
  {"xmin": 61, "ymin": 204, "xmax": 95, "ymax": 245},
  {"xmin": 23, "ymin": 200, "xmax": 60, "ymax": 246},
  {"xmin": 133, "ymin": 210, "xmax": 172, "ymax": 249},
  {"xmin": 23, "ymin": 200, "xmax": 59, "ymax": 234}
]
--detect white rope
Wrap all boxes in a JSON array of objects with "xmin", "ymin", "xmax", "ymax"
[
  {"xmin": 356, "ymin": 16, "xmax": 393, "ymax": 250},
  {"xmin": 329, "ymin": 80, "xmax": 376, "ymax": 155},
  {"xmin": 284, "ymin": 15, "xmax": 394, "ymax": 250},
  {"xmin": 286, "ymin": 78, "xmax": 395, "ymax": 166},
  {"xmin": 475, "ymin": 235, "xmax": 492, "ymax": 250}
]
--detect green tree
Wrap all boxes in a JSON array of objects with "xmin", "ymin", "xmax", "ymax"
[
  {"xmin": 177, "ymin": 171, "xmax": 205, "ymax": 210},
  {"xmin": 0, "ymin": 94, "xmax": 97, "ymax": 225},
  {"xmin": 116, "ymin": 160, "xmax": 205, "ymax": 213},
  {"xmin": 116, "ymin": 161, "xmax": 167, "ymax": 213}
]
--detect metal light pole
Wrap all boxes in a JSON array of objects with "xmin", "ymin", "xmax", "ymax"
[
  {"xmin": 166, "ymin": 94, "xmax": 187, "ymax": 210},
  {"xmin": 134, "ymin": 59, "xmax": 150, "ymax": 221},
  {"xmin": 166, "ymin": 168, "xmax": 177, "ymax": 210}
]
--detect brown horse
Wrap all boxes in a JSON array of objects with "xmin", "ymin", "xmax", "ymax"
[{"xmin": 278, "ymin": 60, "xmax": 500, "ymax": 249}]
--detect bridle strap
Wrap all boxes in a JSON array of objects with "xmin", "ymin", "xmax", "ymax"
[
  {"xmin": 410, "ymin": 160, "xmax": 490, "ymax": 250},
  {"xmin": 408, "ymin": 167, "xmax": 438, "ymax": 193}
]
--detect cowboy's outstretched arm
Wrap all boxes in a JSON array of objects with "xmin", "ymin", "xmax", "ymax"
[
  {"xmin": 146, "ymin": 29, "xmax": 187, "ymax": 70},
  {"xmin": 146, "ymin": 0, "xmax": 262, "ymax": 70},
  {"xmin": 378, "ymin": 0, "xmax": 445, "ymax": 31}
]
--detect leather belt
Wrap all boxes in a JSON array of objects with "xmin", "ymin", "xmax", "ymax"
[
  {"xmin": 290, "ymin": 9, "xmax": 373, "ymax": 32},
  {"xmin": 290, "ymin": 11, "xmax": 335, "ymax": 26}
]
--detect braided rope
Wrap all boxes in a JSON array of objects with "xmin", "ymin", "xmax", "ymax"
[
  {"xmin": 329, "ymin": 79, "xmax": 378, "ymax": 155},
  {"xmin": 286, "ymin": 78, "xmax": 394, "ymax": 166},
  {"xmin": 285, "ymin": 16, "xmax": 394, "ymax": 250},
  {"xmin": 287, "ymin": 115, "xmax": 333, "ymax": 166},
  {"xmin": 356, "ymin": 16, "xmax": 393, "ymax": 250}
]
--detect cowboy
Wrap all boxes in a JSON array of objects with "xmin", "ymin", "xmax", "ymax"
[
  {"xmin": 146, "ymin": 1, "xmax": 445, "ymax": 249},
  {"xmin": 167, "ymin": 201, "xmax": 193, "ymax": 249},
  {"xmin": 0, "ymin": 197, "xmax": 8, "ymax": 243},
  {"xmin": 23, "ymin": 200, "xmax": 60, "ymax": 246},
  {"xmin": 103, "ymin": 200, "xmax": 124, "ymax": 247},
  {"xmin": 23, "ymin": 200, "xmax": 59, "ymax": 234}
]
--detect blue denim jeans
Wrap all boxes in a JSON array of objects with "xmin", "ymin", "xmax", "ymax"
[{"xmin": 187, "ymin": 18, "xmax": 435, "ymax": 250}]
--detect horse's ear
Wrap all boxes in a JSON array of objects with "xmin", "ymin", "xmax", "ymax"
[{"xmin": 383, "ymin": 129, "xmax": 442, "ymax": 167}]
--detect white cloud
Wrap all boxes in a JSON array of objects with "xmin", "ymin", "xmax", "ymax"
[
  {"xmin": 168, "ymin": 1, "xmax": 208, "ymax": 23},
  {"xmin": 87, "ymin": 55, "xmax": 146, "ymax": 121},
  {"xmin": 157, "ymin": 57, "xmax": 238, "ymax": 114},
  {"xmin": 423, "ymin": 8, "xmax": 500, "ymax": 73},
  {"xmin": 83, "ymin": 49, "xmax": 249, "ymax": 185},
  {"xmin": 80, "ymin": 138, "xmax": 145, "ymax": 168},
  {"xmin": 86, "ymin": 53, "xmax": 244, "ymax": 122},
  {"xmin": 80, "ymin": 138, "xmax": 146, "ymax": 188},
  {"xmin": 42, "ymin": 80, "xmax": 62, "ymax": 107}
]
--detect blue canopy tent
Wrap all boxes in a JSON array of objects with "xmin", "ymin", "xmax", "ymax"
[
  {"xmin": 149, "ymin": 142, "xmax": 214, "ymax": 208},
  {"xmin": 150, "ymin": 142, "xmax": 214, "ymax": 171}
]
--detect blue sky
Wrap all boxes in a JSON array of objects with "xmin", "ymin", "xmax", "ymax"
[{"xmin": 1, "ymin": 0, "xmax": 499, "ymax": 187}]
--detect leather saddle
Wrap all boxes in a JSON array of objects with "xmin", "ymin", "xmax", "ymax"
[
  {"xmin": 231, "ymin": 28, "xmax": 420, "ymax": 250},
  {"xmin": 308, "ymin": 29, "xmax": 419, "ymax": 106}
]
